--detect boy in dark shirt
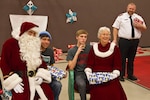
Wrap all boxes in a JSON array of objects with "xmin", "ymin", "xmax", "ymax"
[
  {"xmin": 66, "ymin": 29, "xmax": 91, "ymax": 100},
  {"xmin": 39, "ymin": 31, "xmax": 62, "ymax": 100}
]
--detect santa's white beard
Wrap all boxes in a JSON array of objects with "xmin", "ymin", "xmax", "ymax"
[{"xmin": 18, "ymin": 33, "xmax": 42, "ymax": 70}]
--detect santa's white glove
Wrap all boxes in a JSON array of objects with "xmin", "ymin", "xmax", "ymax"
[
  {"xmin": 35, "ymin": 77, "xmax": 43, "ymax": 85},
  {"xmin": 13, "ymin": 83, "xmax": 24, "ymax": 93},
  {"xmin": 84, "ymin": 68, "xmax": 92, "ymax": 80}
]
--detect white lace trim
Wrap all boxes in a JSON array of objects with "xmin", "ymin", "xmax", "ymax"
[{"xmin": 93, "ymin": 42, "xmax": 116, "ymax": 58}]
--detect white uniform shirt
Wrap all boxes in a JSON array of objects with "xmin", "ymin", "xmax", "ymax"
[{"xmin": 112, "ymin": 12, "xmax": 146, "ymax": 39}]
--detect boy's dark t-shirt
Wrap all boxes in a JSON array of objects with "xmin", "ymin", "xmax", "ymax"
[
  {"xmin": 66, "ymin": 44, "xmax": 91, "ymax": 72},
  {"xmin": 41, "ymin": 48, "xmax": 55, "ymax": 65}
]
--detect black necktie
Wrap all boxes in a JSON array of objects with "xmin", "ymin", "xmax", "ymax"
[{"xmin": 129, "ymin": 16, "xmax": 135, "ymax": 38}]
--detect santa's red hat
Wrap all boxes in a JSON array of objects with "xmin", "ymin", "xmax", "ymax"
[{"xmin": 19, "ymin": 22, "xmax": 39, "ymax": 36}]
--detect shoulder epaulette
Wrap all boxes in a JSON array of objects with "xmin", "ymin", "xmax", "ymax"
[{"xmin": 118, "ymin": 13, "xmax": 123, "ymax": 16}]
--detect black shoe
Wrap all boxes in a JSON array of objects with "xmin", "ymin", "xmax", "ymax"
[
  {"xmin": 119, "ymin": 77, "xmax": 125, "ymax": 81},
  {"xmin": 127, "ymin": 75, "xmax": 137, "ymax": 81}
]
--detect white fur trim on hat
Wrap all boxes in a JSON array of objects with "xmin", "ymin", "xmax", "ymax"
[
  {"xmin": 93, "ymin": 42, "xmax": 116, "ymax": 58},
  {"xmin": 36, "ymin": 68, "xmax": 51, "ymax": 83},
  {"xmin": 30, "ymin": 27, "xmax": 39, "ymax": 35},
  {"xmin": 11, "ymin": 27, "xmax": 39, "ymax": 40},
  {"xmin": 3, "ymin": 73, "xmax": 22, "ymax": 91}
]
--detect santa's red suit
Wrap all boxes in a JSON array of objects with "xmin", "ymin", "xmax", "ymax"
[{"xmin": 0, "ymin": 22, "xmax": 54, "ymax": 100}]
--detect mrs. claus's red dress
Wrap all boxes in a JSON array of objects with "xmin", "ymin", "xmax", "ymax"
[{"xmin": 86, "ymin": 42, "xmax": 127, "ymax": 100}]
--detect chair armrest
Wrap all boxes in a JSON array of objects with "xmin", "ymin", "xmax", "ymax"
[{"xmin": 68, "ymin": 70, "xmax": 74, "ymax": 100}]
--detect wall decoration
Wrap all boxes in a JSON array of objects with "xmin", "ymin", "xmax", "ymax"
[
  {"xmin": 23, "ymin": 0, "xmax": 37, "ymax": 15},
  {"xmin": 66, "ymin": 9, "xmax": 77, "ymax": 23},
  {"xmin": 9, "ymin": 14, "xmax": 48, "ymax": 39}
]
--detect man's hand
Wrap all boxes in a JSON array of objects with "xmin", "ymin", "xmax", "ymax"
[
  {"xmin": 112, "ymin": 40, "xmax": 117, "ymax": 44},
  {"xmin": 63, "ymin": 71, "xmax": 67, "ymax": 78},
  {"xmin": 76, "ymin": 45, "xmax": 85, "ymax": 55}
]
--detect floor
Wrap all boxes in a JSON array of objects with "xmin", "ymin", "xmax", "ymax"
[
  {"xmin": 1, "ymin": 48, "xmax": 150, "ymax": 100},
  {"xmin": 55, "ymin": 62, "xmax": 150, "ymax": 100},
  {"xmin": 55, "ymin": 48, "xmax": 150, "ymax": 100}
]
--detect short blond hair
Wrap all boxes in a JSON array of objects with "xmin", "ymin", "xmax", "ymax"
[
  {"xmin": 128, "ymin": 2, "xmax": 136, "ymax": 7},
  {"xmin": 76, "ymin": 29, "xmax": 88, "ymax": 37}
]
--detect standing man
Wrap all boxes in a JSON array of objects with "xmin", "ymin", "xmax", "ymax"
[
  {"xmin": 0, "ymin": 22, "xmax": 54, "ymax": 100},
  {"xmin": 66, "ymin": 29, "xmax": 91, "ymax": 100},
  {"xmin": 39, "ymin": 31, "xmax": 62, "ymax": 100},
  {"xmin": 112, "ymin": 2, "xmax": 147, "ymax": 81}
]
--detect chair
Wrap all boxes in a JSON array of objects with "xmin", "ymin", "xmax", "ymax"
[
  {"xmin": 66, "ymin": 66, "xmax": 90, "ymax": 100},
  {"xmin": 68, "ymin": 70, "xmax": 75, "ymax": 100}
]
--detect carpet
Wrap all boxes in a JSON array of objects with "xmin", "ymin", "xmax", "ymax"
[
  {"xmin": 136, "ymin": 47, "xmax": 150, "ymax": 56},
  {"xmin": 133, "ymin": 56, "xmax": 150, "ymax": 90}
]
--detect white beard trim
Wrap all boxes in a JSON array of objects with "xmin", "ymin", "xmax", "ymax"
[
  {"xmin": 18, "ymin": 33, "xmax": 42, "ymax": 70},
  {"xmin": 93, "ymin": 42, "xmax": 116, "ymax": 58}
]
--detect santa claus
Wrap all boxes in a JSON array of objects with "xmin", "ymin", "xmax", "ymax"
[{"xmin": 0, "ymin": 22, "xmax": 54, "ymax": 100}]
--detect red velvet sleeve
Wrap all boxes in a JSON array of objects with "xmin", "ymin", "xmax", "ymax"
[
  {"xmin": 113, "ymin": 46, "xmax": 122, "ymax": 71},
  {"xmin": 40, "ymin": 60, "xmax": 48, "ymax": 69},
  {"xmin": 0, "ymin": 38, "xmax": 16, "ymax": 76}
]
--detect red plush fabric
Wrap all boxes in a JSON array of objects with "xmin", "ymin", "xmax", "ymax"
[{"xmin": 0, "ymin": 38, "xmax": 54, "ymax": 100}]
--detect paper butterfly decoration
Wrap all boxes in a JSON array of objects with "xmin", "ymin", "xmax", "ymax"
[
  {"xmin": 23, "ymin": 0, "xmax": 37, "ymax": 15},
  {"xmin": 66, "ymin": 9, "xmax": 77, "ymax": 23}
]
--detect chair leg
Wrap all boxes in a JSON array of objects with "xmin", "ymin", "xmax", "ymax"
[{"xmin": 68, "ymin": 70, "xmax": 74, "ymax": 100}]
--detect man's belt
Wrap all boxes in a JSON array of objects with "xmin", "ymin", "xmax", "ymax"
[{"xmin": 120, "ymin": 37, "xmax": 139, "ymax": 41}]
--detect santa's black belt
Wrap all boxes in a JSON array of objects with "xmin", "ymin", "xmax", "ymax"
[{"xmin": 15, "ymin": 70, "xmax": 37, "ymax": 77}]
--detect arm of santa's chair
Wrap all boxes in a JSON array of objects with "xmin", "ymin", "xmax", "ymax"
[
  {"xmin": 66, "ymin": 64, "xmax": 74, "ymax": 100},
  {"xmin": 68, "ymin": 70, "xmax": 74, "ymax": 100}
]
